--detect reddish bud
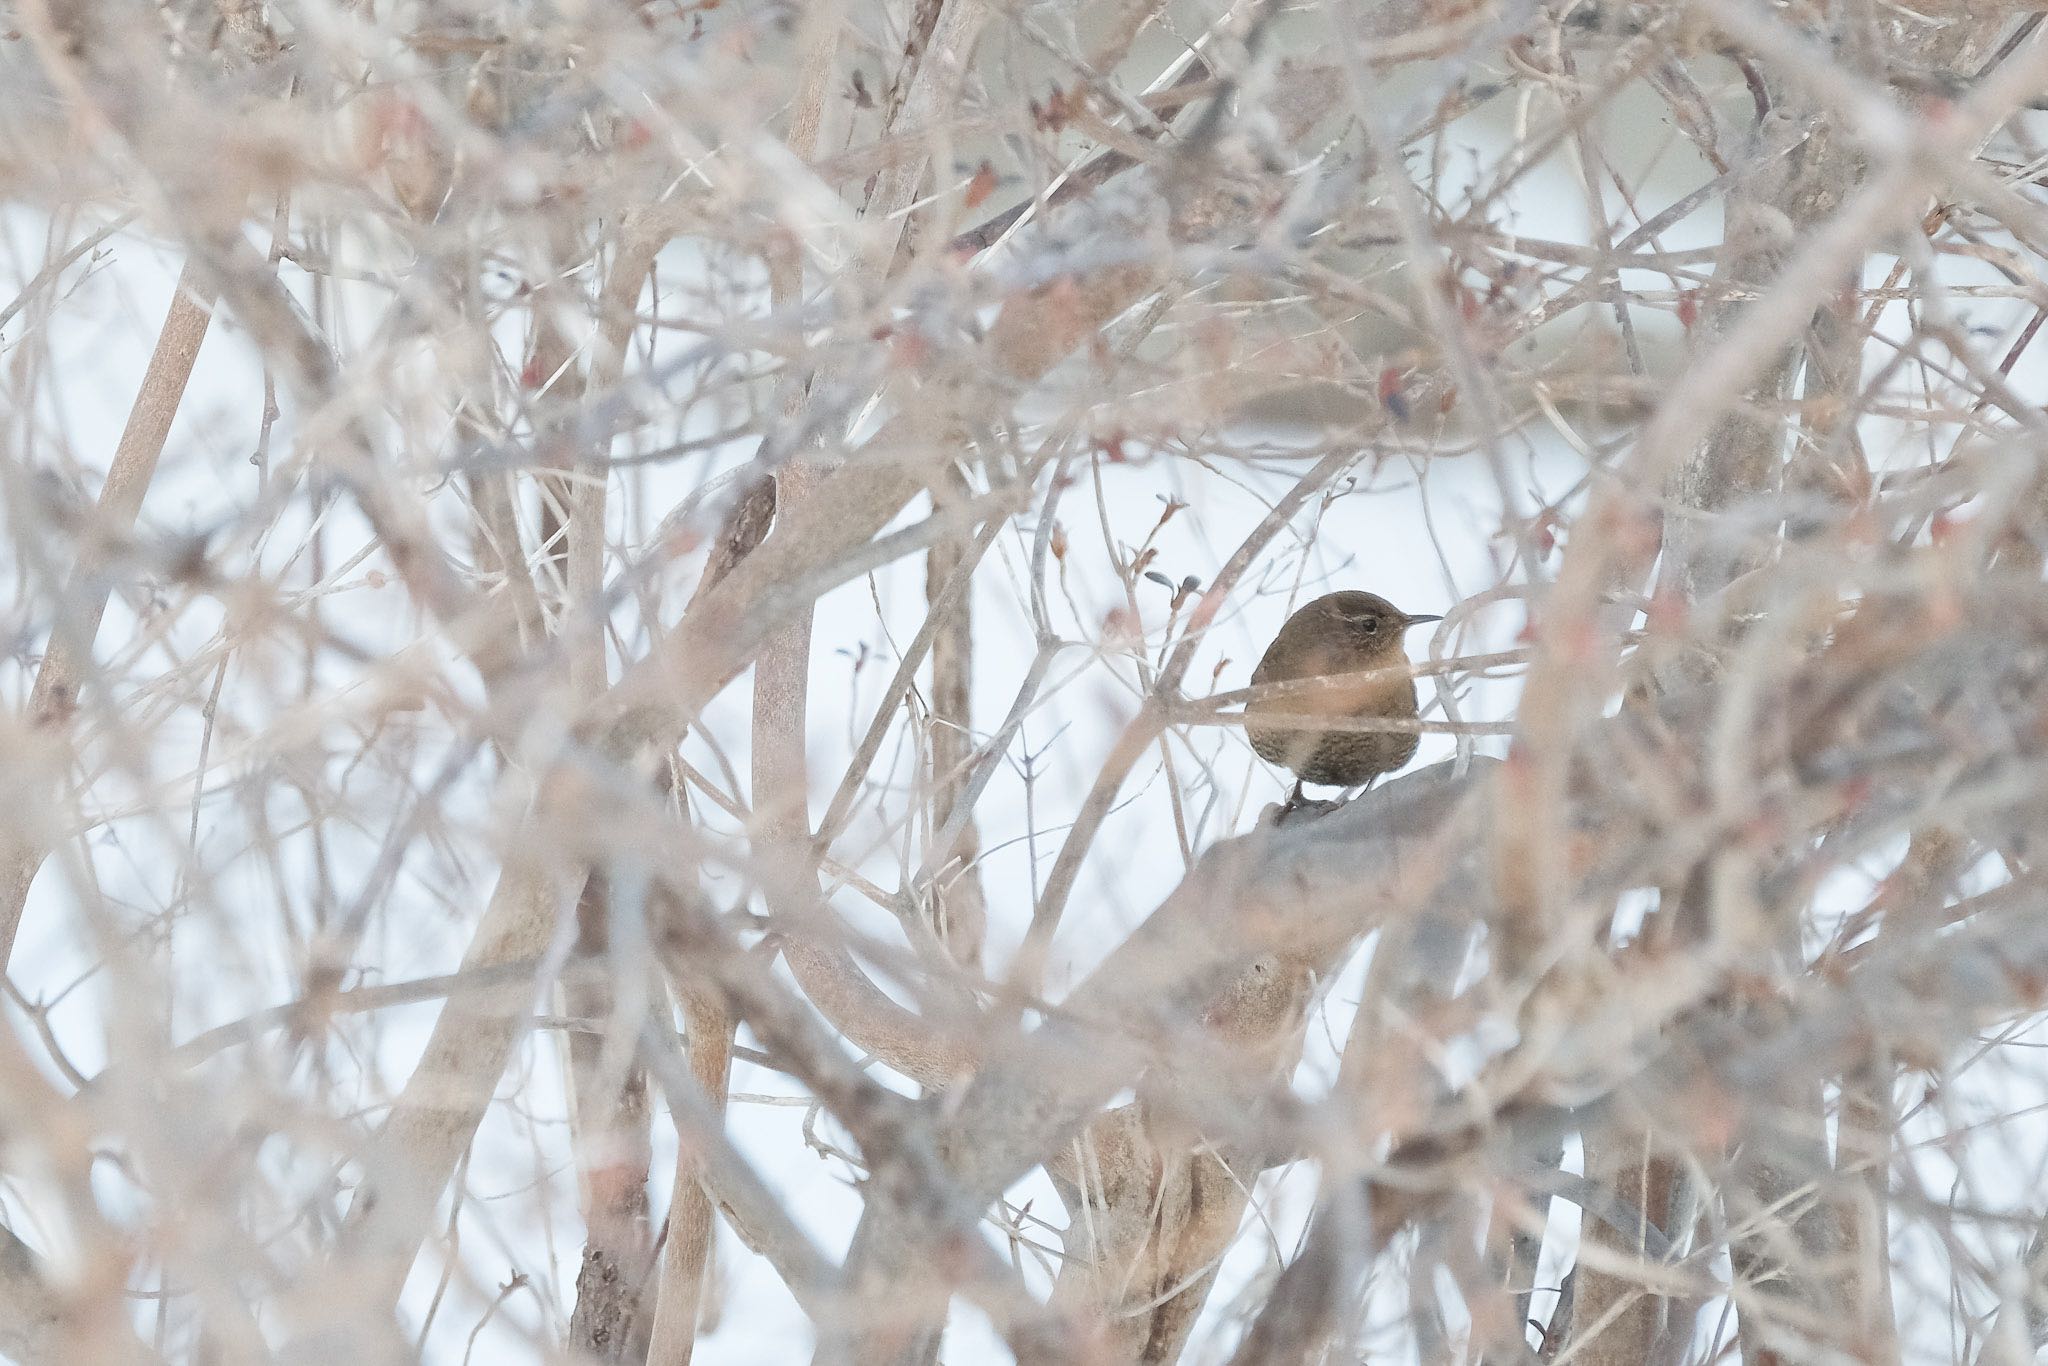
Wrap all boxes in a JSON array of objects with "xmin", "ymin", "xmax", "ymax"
[
  {"xmin": 890, "ymin": 331, "xmax": 930, "ymax": 369},
  {"xmin": 1644, "ymin": 588, "xmax": 1687, "ymax": 635},
  {"xmin": 964, "ymin": 160, "xmax": 997, "ymax": 209},
  {"xmin": 1378, "ymin": 367, "xmax": 1409, "ymax": 421},
  {"xmin": 1564, "ymin": 616, "xmax": 1600, "ymax": 661}
]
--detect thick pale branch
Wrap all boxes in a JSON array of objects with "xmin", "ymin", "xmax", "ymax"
[{"xmin": 840, "ymin": 759, "xmax": 1494, "ymax": 1350}]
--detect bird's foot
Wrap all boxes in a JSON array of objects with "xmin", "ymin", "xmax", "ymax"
[{"xmin": 1262, "ymin": 786, "xmax": 1346, "ymax": 828}]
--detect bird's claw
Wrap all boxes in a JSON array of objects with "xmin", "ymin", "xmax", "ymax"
[{"xmin": 1263, "ymin": 790, "xmax": 1346, "ymax": 828}]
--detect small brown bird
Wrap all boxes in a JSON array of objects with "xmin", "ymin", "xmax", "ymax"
[{"xmin": 1246, "ymin": 590, "xmax": 1442, "ymax": 808}]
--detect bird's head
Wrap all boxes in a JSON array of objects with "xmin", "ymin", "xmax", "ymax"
[{"xmin": 1304, "ymin": 590, "xmax": 1443, "ymax": 657}]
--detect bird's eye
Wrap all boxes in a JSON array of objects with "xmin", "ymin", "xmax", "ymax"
[{"xmin": 1359, "ymin": 616, "xmax": 1379, "ymax": 634}]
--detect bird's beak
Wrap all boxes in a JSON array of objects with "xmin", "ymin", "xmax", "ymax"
[{"xmin": 1403, "ymin": 612, "xmax": 1444, "ymax": 627}]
